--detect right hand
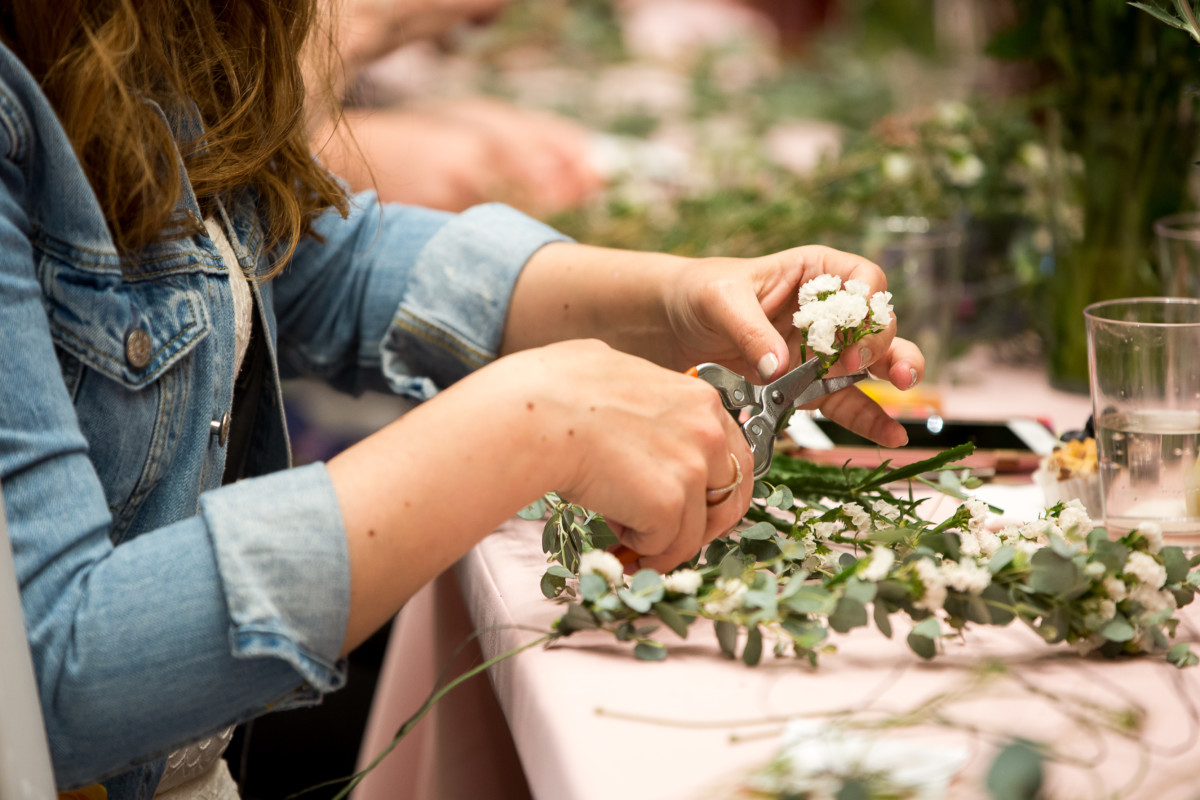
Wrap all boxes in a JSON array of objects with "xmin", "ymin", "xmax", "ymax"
[{"xmin": 484, "ymin": 339, "xmax": 752, "ymax": 572}]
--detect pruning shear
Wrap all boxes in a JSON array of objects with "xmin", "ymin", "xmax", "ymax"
[{"xmin": 689, "ymin": 356, "xmax": 868, "ymax": 479}]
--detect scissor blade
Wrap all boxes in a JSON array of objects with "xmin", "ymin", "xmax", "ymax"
[{"xmin": 791, "ymin": 371, "xmax": 868, "ymax": 407}]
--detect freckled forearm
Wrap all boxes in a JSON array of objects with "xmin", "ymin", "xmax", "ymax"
[{"xmin": 500, "ymin": 242, "xmax": 689, "ymax": 359}]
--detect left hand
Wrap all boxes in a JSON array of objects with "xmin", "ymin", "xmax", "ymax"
[{"xmin": 659, "ymin": 245, "xmax": 924, "ymax": 448}]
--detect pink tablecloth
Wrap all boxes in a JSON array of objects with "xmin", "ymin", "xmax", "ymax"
[{"xmin": 352, "ymin": 364, "xmax": 1192, "ymax": 800}]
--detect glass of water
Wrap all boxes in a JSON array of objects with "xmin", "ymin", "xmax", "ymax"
[{"xmin": 1085, "ymin": 298, "xmax": 1200, "ymax": 548}]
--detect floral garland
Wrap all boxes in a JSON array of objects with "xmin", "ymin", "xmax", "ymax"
[{"xmin": 534, "ymin": 277, "xmax": 1200, "ymax": 668}]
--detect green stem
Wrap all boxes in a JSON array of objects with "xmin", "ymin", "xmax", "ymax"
[{"xmin": 292, "ymin": 631, "xmax": 556, "ymax": 800}]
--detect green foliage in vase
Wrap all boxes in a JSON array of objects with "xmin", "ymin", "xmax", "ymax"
[
  {"xmin": 533, "ymin": 445, "xmax": 1200, "ymax": 668},
  {"xmin": 989, "ymin": 0, "xmax": 1200, "ymax": 389}
]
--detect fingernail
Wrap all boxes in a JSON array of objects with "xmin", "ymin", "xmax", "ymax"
[
  {"xmin": 757, "ymin": 353, "xmax": 779, "ymax": 381},
  {"xmin": 908, "ymin": 366, "xmax": 919, "ymax": 389},
  {"xmin": 858, "ymin": 347, "xmax": 871, "ymax": 370}
]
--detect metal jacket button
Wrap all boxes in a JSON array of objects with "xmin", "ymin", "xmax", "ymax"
[
  {"xmin": 210, "ymin": 412, "xmax": 230, "ymax": 447},
  {"xmin": 124, "ymin": 328, "xmax": 152, "ymax": 370}
]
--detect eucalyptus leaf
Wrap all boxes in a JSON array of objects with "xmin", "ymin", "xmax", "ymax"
[
  {"xmin": 739, "ymin": 521, "xmax": 777, "ymax": 541},
  {"xmin": 518, "ymin": 498, "xmax": 547, "ymax": 520},
  {"xmin": 828, "ymin": 597, "xmax": 868, "ymax": 633},
  {"xmin": 617, "ymin": 587, "xmax": 653, "ymax": 614},
  {"xmin": 720, "ymin": 552, "xmax": 747, "ymax": 580},
  {"xmin": 911, "ymin": 616, "xmax": 942, "ymax": 639},
  {"xmin": 715, "ymin": 619, "xmax": 739, "ymax": 658},
  {"xmin": 556, "ymin": 603, "xmax": 597, "ymax": 633},
  {"xmin": 1029, "ymin": 549, "xmax": 1083, "ymax": 596},
  {"xmin": 986, "ymin": 740, "xmax": 1044, "ymax": 800},
  {"xmin": 843, "ymin": 578, "xmax": 877, "ymax": 604},
  {"xmin": 784, "ymin": 585, "xmax": 835, "ymax": 615},
  {"xmin": 1100, "ymin": 616, "xmax": 1136, "ymax": 643},
  {"xmin": 1162, "ymin": 546, "xmax": 1190, "ymax": 585},
  {"xmin": 873, "ymin": 601, "xmax": 893, "ymax": 638},
  {"xmin": 742, "ymin": 625, "xmax": 764, "ymax": 666},
  {"xmin": 546, "ymin": 565, "xmax": 575, "ymax": 579},
  {"xmin": 906, "ymin": 630, "xmax": 936, "ymax": 659},
  {"xmin": 987, "ymin": 545, "xmax": 1016, "ymax": 574},
  {"xmin": 1168, "ymin": 642, "xmax": 1200, "ymax": 668},
  {"xmin": 540, "ymin": 572, "xmax": 565, "ymax": 599},
  {"xmin": 588, "ymin": 518, "xmax": 620, "ymax": 551},
  {"xmin": 653, "ymin": 602, "xmax": 691, "ymax": 639},
  {"xmin": 634, "ymin": 641, "xmax": 668, "ymax": 661},
  {"xmin": 752, "ymin": 480, "xmax": 773, "ymax": 499},
  {"xmin": 579, "ymin": 573, "xmax": 609, "ymax": 602},
  {"xmin": 780, "ymin": 616, "xmax": 828, "ymax": 649}
]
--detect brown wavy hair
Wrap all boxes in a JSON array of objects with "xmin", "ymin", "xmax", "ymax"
[{"xmin": 0, "ymin": 0, "xmax": 349, "ymax": 273}]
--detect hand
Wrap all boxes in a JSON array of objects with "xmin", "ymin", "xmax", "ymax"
[
  {"xmin": 316, "ymin": 99, "xmax": 602, "ymax": 214},
  {"xmin": 485, "ymin": 339, "xmax": 752, "ymax": 572},
  {"xmin": 659, "ymin": 245, "xmax": 924, "ymax": 448},
  {"xmin": 336, "ymin": 0, "xmax": 511, "ymax": 74}
]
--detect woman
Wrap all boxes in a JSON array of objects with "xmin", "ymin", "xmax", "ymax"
[{"xmin": 0, "ymin": 1, "xmax": 922, "ymax": 798}]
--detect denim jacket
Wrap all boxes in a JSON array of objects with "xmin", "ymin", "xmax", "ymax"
[{"xmin": 0, "ymin": 41, "xmax": 567, "ymax": 797}]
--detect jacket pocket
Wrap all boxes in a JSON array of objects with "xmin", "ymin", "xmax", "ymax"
[{"xmin": 40, "ymin": 252, "xmax": 212, "ymax": 541}]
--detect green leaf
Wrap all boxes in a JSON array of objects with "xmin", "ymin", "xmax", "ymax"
[
  {"xmin": 1092, "ymin": 540, "xmax": 1130, "ymax": 575},
  {"xmin": 634, "ymin": 641, "xmax": 668, "ymax": 661},
  {"xmin": 1168, "ymin": 642, "xmax": 1200, "ymax": 668},
  {"xmin": 579, "ymin": 573, "xmax": 609, "ymax": 602},
  {"xmin": 981, "ymin": 583, "xmax": 1016, "ymax": 626},
  {"xmin": 540, "ymin": 571, "xmax": 566, "ymax": 599},
  {"xmin": 715, "ymin": 620, "xmax": 739, "ymax": 658},
  {"xmin": 866, "ymin": 527, "xmax": 916, "ymax": 545},
  {"xmin": 546, "ymin": 564, "xmax": 575, "ymax": 579},
  {"xmin": 588, "ymin": 518, "xmax": 620, "ymax": 551},
  {"xmin": 653, "ymin": 602, "xmax": 691, "ymax": 638},
  {"xmin": 873, "ymin": 601, "xmax": 893, "ymax": 638},
  {"xmin": 518, "ymin": 498, "xmax": 547, "ymax": 520},
  {"xmin": 780, "ymin": 616, "xmax": 827, "ymax": 649},
  {"xmin": 1036, "ymin": 607, "xmax": 1067, "ymax": 644},
  {"xmin": 836, "ymin": 779, "xmax": 870, "ymax": 800},
  {"xmin": 719, "ymin": 552, "xmax": 747, "ymax": 580},
  {"xmin": 987, "ymin": 545, "xmax": 1017, "ymax": 574},
  {"xmin": 859, "ymin": 443, "xmax": 975, "ymax": 489},
  {"xmin": 542, "ymin": 517, "xmax": 559, "ymax": 554},
  {"xmin": 739, "ymin": 521, "xmax": 777, "ymax": 541},
  {"xmin": 1162, "ymin": 546, "xmax": 1190, "ymax": 585},
  {"xmin": 617, "ymin": 587, "xmax": 653, "ymax": 614},
  {"xmin": 1130, "ymin": 2, "xmax": 1191, "ymax": 31},
  {"xmin": 1029, "ymin": 549, "xmax": 1083, "ymax": 596},
  {"xmin": 828, "ymin": 596, "xmax": 868, "ymax": 633},
  {"xmin": 783, "ymin": 585, "xmax": 835, "ymax": 615},
  {"xmin": 986, "ymin": 740, "xmax": 1044, "ymax": 800},
  {"xmin": 765, "ymin": 485, "xmax": 794, "ymax": 509},
  {"xmin": 752, "ymin": 480, "xmax": 773, "ymax": 499},
  {"xmin": 1100, "ymin": 616, "xmax": 1136, "ymax": 643},
  {"xmin": 843, "ymin": 578, "xmax": 877, "ymax": 604},
  {"xmin": 906, "ymin": 630, "xmax": 936, "ymax": 659},
  {"xmin": 1048, "ymin": 533, "xmax": 1077, "ymax": 560},
  {"xmin": 911, "ymin": 616, "xmax": 942, "ymax": 639},
  {"xmin": 742, "ymin": 625, "xmax": 764, "ymax": 666},
  {"xmin": 631, "ymin": 569, "xmax": 665, "ymax": 601},
  {"xmin": 556, "ymin": 603, "xmax": 597, "ymax": 633}
]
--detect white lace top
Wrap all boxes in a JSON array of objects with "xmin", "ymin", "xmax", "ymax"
[{"xmin": 154, "ymin": 217, "xmax": 251, "ymax": 800}]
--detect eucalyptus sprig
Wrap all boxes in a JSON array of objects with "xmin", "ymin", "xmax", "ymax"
[{"xmin": 535, "ymin": 448, "xmax": 1200, "ymax": 668}]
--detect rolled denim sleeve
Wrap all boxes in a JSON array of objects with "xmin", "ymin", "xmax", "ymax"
[{"xmin": 277, "ymin": 195, "xmax": 571, "ymax": 400}]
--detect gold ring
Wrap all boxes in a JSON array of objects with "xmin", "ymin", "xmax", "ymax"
[{"xmin": 706, "ymin": 452, "xmax": 743, "ymax": 506}]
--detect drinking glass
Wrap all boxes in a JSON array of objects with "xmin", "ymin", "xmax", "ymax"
[
  {"xmin": 1085, "ymin": 298, "xmax": 1200, "ymax": 548},
  {"xmin": 1154, "ymin": 212, "xmax": 1200, "ymax": 298},
  {"xmin": 854, "ymin": 216, "xmax": 964, "ymax": 384}
]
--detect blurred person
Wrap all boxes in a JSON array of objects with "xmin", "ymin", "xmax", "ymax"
[{"xmin": 316, "ymin": 0, "xmax": 602, "ymax": 214}]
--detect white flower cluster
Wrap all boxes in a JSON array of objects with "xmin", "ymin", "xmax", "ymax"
[
  {"xmin": 914, "ymin": 555, "xmax": 993, "ymax": 612},
  {"xmin": 662, "ymin": 568, "xmax": 703, "ymax": 595},
  {"xmin": 792, "ymin": 275, "xmax": 893, "ymax": 357},
  {"xmin": 580, "ymin": 550, "xmax": 625, "ymax": 586},
  {"xmin": 703, "ymin": 576, "xmax": 749, "ymax": 617}
]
